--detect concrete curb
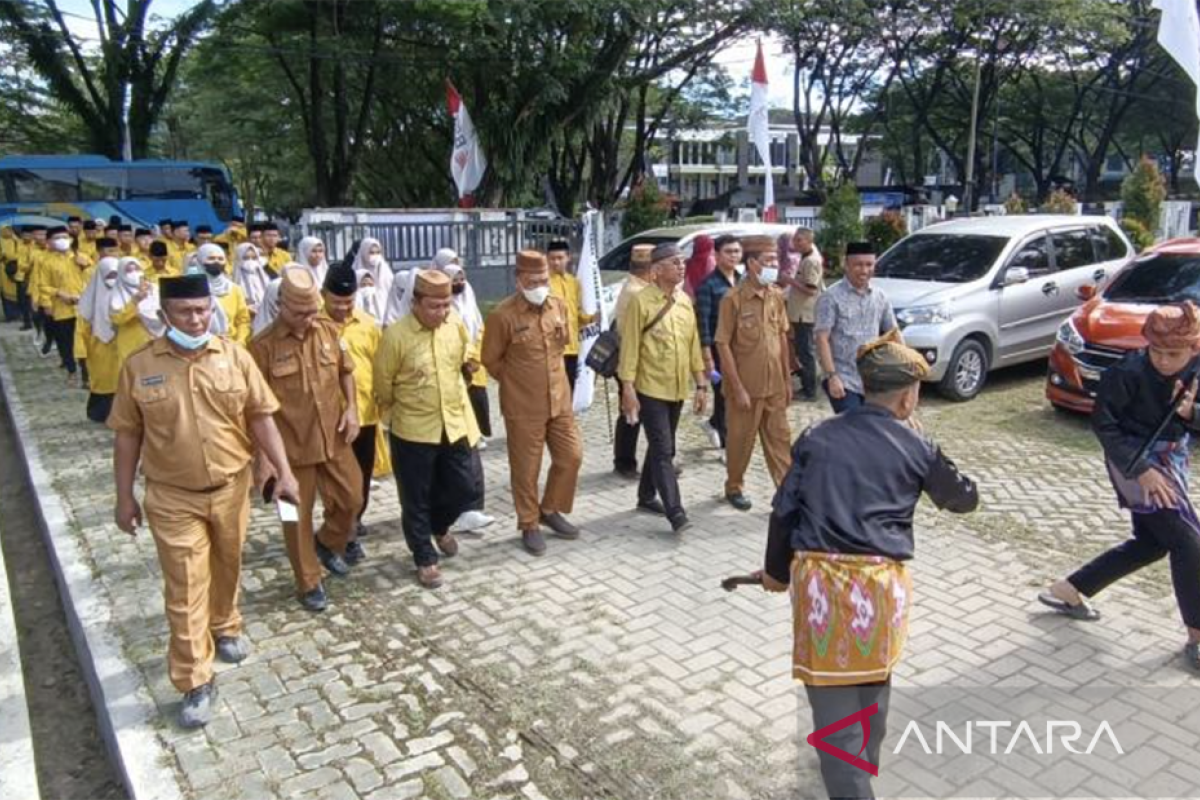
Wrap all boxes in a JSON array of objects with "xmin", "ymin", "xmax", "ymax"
[
  {"xmin": 0, "ymin": 492, "xmax": 39, "ymax": 800},
  {"xmin": 0, "ymin": 345, "xmax": 184, "ymax": 800}
]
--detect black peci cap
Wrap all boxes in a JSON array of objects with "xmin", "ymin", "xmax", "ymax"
[
  {"xmin": 322, "ymin": 263, "xmax": 358, "ymax": 297},
  {"xmin": 160, "ymin": 274, "xmax": 211, "ymax": 300}
]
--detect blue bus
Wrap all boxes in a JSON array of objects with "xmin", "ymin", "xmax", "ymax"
[{"xmin": 0, "ymin": 154, "xmax": 242, "ymax": 231}]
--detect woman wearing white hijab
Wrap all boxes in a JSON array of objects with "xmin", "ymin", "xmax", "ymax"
[
  {"xmin": 76, "ymin": 257, "xmax": 122, "ymax": 421},
  {"xmin": 234, "ymin": 242, "xmax": 270, "ymax": 317},
  {"xmin": 351, "ymin": 237, "xmax": 393, "ymax": 313},
  {"xmin": 383, "ymin": 268, "xmax": 414, "ymax": 325},
  {"xmin": 297, "ymin": 236, "xmax": 330, "ymax": 287},
  {"xmin": 195, "ymin": 243, "xmax": 251, "ymax": 344},
  {"xmin": 109, "ymin": 256, "xmax": 164, "ymax": 365},
  {"xmin": 354, "ymin": 269, "xmax": 384, "ymax": 323}
]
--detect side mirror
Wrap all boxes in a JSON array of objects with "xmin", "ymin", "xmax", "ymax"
[
  {"xmin": 1003, "ymin": 266, "xmax": 1030, "ymax": 286},
  {"xmin": 1076, "ymin": 285, "xmax": 1096, "ymax": 301}
]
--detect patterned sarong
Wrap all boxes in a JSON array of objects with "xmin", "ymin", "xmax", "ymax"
[
  {"xmin": 1107, "ymin": 437, "xmax": 1200, "ymax": 534},
  {"xmin": 791, "ymin": 552, "xmax": 912, "ymax": 686}
]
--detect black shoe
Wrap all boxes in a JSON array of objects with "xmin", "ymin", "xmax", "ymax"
[
  {"xmin": 614, "ymin": 465, "xmax": 640, "ymax": 480},
  {"xmin": 522, "ymin": 529, "xmax": 547, "ymax": 556},
  {"xmin": 726, "ymin": 492, "xmax": 752, "ymax": 511},
  {"xmin": 344, "ymin": 539, "xmax": 366, "ymax": 566},
  {"xmin": 669, "ymin": 513, "xmax": 693, "ymax": 534},
  {"xmin": 355, "ymin": 521, "xmax": 369, "ymax": 539},
  {"xmin": 636, "ymin": 499, "xmax": 666, "ymax": 516},
  {"xmin": 300, "ymin": 584, "xmax": 328, "ymax": 612},
  {"xmin": 540, "ymin": 511, "xmax": 581, "ymax": 539},
  {"xmin": 179, "ymin": 681, "xmax": 218, "ymax": 729},
  {"xmin": 216, "ymin": 636, "xmax": 251, "ymax": 664},
  {"xmin": 316, "ymin": 540, "xmax": 350, "ymax": 576},
  {"xmin": 1186, "ymin": 642, "xmax": 1200, "ymax": 672}
]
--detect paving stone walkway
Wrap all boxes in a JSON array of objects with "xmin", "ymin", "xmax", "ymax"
[{"xmin": 2, "ymin": 325, "xmax": 1197, "ymax": 799}]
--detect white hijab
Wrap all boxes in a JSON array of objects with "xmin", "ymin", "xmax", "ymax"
[
  {"xmin": 354, "ymin": 237, "xmax": 394, "ymax": 304},
  {"xmin": 383, "ymin": 268, "xmax": 414, "ymax": 325},
  {"xmin": 441, "ymin": 262, "xmax": 483, "ymax": 342},
  {"xmin": 355, "ymin": 269, "xmax": 384, "ymax": 324},
  {"xmin": 234, "ymin": 242, "xmax": 269, "ymax": 311},
  {"xmin": 297, "ymin": 236, "xmax": 329, "ymax": 287},
  {"xmin": 78, "ymin": 257, "xmax": 120, "ymax": 344},
  {"xmin": 109, "ymin": 257, "xmax": 164, "ymax": 339},
  {"xmin": 197, "ymin": 243, "xmax": 233, "ymax": 298}
]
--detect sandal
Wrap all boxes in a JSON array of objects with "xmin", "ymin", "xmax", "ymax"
[{"xmin": 1037, "ymin": 591, "xmax": 1101, "ymax": 622}]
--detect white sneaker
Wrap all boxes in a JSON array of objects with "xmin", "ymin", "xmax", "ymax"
[
  {"xmin": 719, "ymin": 450, "xmax": 727, "ymax": 464},
  {"xmin": 697, "ymin": 419, "xmax": 722, "ymax": 449},
  {"xmin": 478, "ymin": 438, "xmax": 489, "ymax": 451},
  {"xmin": 450, "ymin": 510, "xmax": 495, "ymax": 533}
]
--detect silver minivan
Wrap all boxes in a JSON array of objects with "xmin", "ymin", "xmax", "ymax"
[{"xmin": 872, "ymin": 215, "xmax": 1134, "ymax": 401}]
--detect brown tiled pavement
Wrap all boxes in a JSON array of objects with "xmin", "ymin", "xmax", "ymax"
[{"xmin": 1, "ymin": 325, "xmax": 1196, "ymax": 799}]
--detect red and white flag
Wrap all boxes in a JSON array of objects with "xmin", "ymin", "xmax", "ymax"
[
  {"xmin": 447, "ymin": 80, "xmax": 487, "ymax": 206},
  {"xmin": 748, "ymin": 41, "xmax": 777, "ymax": 222}
]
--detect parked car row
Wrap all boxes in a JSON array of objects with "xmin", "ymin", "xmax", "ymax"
[{"xmin": 599, "ymin": 215, "xmax": 1200, "ymax": 409}]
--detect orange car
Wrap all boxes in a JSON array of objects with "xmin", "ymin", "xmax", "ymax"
[{"xmin": 1047, "ymin": 238, "xmax": 1200, "ymax": 413}]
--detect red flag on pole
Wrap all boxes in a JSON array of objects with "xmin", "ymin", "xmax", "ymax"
[
  {"xmin": 748, "ymin": 42, "xmax": 777, "ymax": 222},
  {"xmin": 447, "ymin": 79, "xmax": 487, "ymax": 207}
]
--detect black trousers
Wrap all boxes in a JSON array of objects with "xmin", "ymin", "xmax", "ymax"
[
  {"xmin": 795, "ymin": 321, "xmax": 818, "ymax": 398},
  {"xmin": 86, "ymin": 393, "xmax": 113, "ymax": 424},
  {"xmin": 351, "ymin": 424, "xmax": 377, "ymax": 520},
  {"xmin": 637, "ymin": 394, "xmax": 684, "ymax": 520},
  {"xmin": 1, "ymin": 294, "xmax": 17, "ymax": 322},
  {"xmin": 466, "ymin": 447, "xmax": 486, "ymax": 512},
  {"xmin": 613, "ymin": 414, "xmax": 640, "ymax": 472},
  {"xmin": 564, "ymin": 355, "xmax": 578, "ymax": 394},
  {"xmin": 1070, "ymin": 509, "xmax": 1200, "ymax": 629},
  {"xmin": 16, "ymin": 282, "xmax": 32, "ymax": 328},
  {"xmin": 468, "ymin": 385, "xmax": 492, "ymax": 438},
  {"xmin": 709, "ymin": 352, "xmax": 727, "ymax": 447},
  {"xmin": 805, "ymin": 680, "xmax": 891, "ymax": 800},
  {"xmin": 49, "ymin": 317, "xmax": 76, "ymax": 373},
  {"xmin": 390, "ymin": 433, "xmax": 478, "ymax": 567}
]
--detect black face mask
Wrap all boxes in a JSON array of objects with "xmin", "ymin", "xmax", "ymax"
[
  {"xmin": 452, "ymin": 283, "xmax": 466, "ymax": 296},
  {"xmin": 204, "ymin": 263, "xmax": 224, "ymax": 278}
]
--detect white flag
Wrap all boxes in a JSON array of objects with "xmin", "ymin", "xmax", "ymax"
[
  {"xmin": 748, "ymin": 41, "xmax": 777, "ymax": 221},
  {"xmin": 573, "ymin": 210, "xmax": 606, "ymax": 414},
  {"xmin": 1154, "ymin": 0, "xmax": 1200, "ymax": 188},
  {"xmin": 447, "ymin": 80, "xmax": 487, "ymax": 202}
]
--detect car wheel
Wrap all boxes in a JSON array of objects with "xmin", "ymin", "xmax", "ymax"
[{"xmin": 938, "ymin": 339, "xmax": 989, "ymax": 402}]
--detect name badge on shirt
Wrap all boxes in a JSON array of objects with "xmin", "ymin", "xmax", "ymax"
[{"xmin": 141, "ymin": 375, "xmax": 165, "ymax": 387}]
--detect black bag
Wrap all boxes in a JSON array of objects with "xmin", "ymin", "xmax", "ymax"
[
  {"xmin": 584, "ymin": 296, "xmax": 675, "ymax": 380},
  {"xmin": 585, "ymin": 329, "xmax": 621, "ymax": 378}
]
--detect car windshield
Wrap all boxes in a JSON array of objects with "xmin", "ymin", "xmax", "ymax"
[
  {"xmin": 1104, "ymin": 255, "xmax": 1200, "ymax": 304},
  {"xmin": 874, "ymin": 234, "xmax": 1008, "ymax": 283}
]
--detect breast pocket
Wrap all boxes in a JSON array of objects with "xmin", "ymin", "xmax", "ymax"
[
  {"xmin": 133, "ymin": 383, "xmax": 173, "ymax": 423},
  {"xmin": 269, "ymin": 353, "xmax": 302, "ymax": 393},
  {"xmin": 210, "ymin": 367, "xmax": 248, "ymax": 416},
  {"xmin": 737, "ymin": 314, "xmax": 763, "ymax": 343}
]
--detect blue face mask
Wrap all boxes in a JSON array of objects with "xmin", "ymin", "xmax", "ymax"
[{"xmin": 166, "ymin": 326, "xmax": 212, "ymax": 351}]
